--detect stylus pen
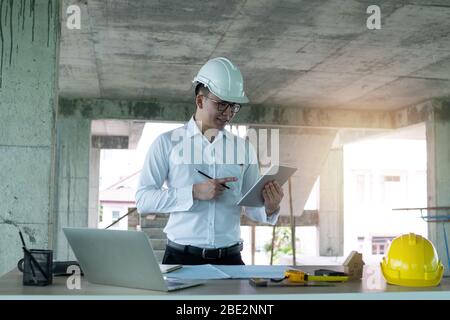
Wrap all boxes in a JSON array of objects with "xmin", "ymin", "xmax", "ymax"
[{"xmin": 196, "ymin": 169, "xmax": 230, "ymax": 189}]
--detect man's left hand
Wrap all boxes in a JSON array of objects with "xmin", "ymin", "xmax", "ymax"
[{"xmin": 262, "ymin": 181, "xmax": 284, "ymax": 215}]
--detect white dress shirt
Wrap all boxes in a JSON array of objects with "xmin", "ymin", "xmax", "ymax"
[{"xmin": 136, "ymin": 117, "xmax": 279, "ymax": 248}]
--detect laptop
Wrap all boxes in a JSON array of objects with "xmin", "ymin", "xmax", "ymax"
[{"xmin": 63, "ymin": 227, "xmax": 203, "ymax": 291}]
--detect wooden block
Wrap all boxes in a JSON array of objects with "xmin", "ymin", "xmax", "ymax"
[{"xmin": 342, "ymin": 251, "xmax": 365, "ymax": 280}]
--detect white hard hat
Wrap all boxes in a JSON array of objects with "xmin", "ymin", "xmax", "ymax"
[{"xmin": 193, "ymin": 57, "xmax": 249, "ymax": 103}]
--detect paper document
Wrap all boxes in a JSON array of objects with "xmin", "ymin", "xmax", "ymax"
[
  {"xmin": 167, "ymin": 264, "xmax": 230, "ymax": 280},
  {"xmin": 167, "ymin": 265, "xmax": 289, "ymax": 280},
  {"xmin": 215, "ymin": 265, "xmax": 287, "ymax": 279}
]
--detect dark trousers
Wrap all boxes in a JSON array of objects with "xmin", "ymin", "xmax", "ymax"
[{"xmin": 162, "ymin": 245, "xmax": 245, "ymax": 265}]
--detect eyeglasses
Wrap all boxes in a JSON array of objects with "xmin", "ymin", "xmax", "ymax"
[{"xmin": 203, "ymin": 95, "xmax": 241, "ymax": 114}]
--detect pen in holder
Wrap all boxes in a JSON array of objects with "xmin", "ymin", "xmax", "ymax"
[{"xmin": 17, "ymin": 231, "xmax": 53, "ymax": 286}]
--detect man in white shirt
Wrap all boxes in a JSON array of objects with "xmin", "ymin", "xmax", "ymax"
[{"xmin": 136, "ymin": 57, "xmax": 284, "ymax": 265}]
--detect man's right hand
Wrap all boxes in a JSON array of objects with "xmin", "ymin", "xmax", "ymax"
[{"xmin": 192, "ymin": 177, "xmax": 238, "ymax": 200}]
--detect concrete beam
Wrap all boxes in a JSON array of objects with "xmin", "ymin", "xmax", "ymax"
[
  {"xmin": 90, "ymin": 120, "xmax": 145, "ymax": 149},
  {"xmin": 392, "ymin": 100, "xmax": 434, "ymax": 128},
  {"xmin": 238, "ymin": 105, "xmax": 394, "ymax": 129},
  {"xmin": 391, "ymin": 97, "xmax": 450, "ymax": 128},
  {"xmin": 59, "ymin": 98, "xmax": 194, "ymax": 122},
  {"xmin": 91, "ymin": 135, "xmax": 129, "ymax": 149},
  {"xmin": 59, "ymin": 98, "xmax": 395, "ymax": 129}
]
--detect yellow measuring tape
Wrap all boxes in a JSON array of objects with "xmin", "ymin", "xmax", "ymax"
[{"xmin": 284, "ymin": 269, "xmax": 349, "ymax": 283}]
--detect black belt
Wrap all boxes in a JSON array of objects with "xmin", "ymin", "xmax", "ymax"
[{"xmin": 167, "ymin": 239, "xmax": 243, "ymax": 259}]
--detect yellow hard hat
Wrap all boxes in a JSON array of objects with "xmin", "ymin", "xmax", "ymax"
[{"xmin": 380, "ymin": 233, "xmax": 444, "ymax": 287}]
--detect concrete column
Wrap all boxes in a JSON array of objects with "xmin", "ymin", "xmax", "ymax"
[
  {"xmin": 0, "ymin": 0, "xmax": 60, "ymax": 276},
  {"xmin": 319, "ymin": 148, "xmax": 344, "ymax": 256},
  {"xmin": 53, "ymin": 117, "xmax": 91, "ymax": 260},
  {"xmin": 426, "ymin": 100, "xmax": 450, "ymax": 275},
  {"xmin": 88, "ymin": 148, "xmax": 101, "ymax": 229}
]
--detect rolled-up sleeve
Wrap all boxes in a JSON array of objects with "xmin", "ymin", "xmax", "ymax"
[{"xmin": 135, "ymin": 136, "xmax": 194, "ymax": 214}]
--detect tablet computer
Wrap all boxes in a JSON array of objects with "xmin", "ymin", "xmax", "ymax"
[{"xmin": 237, "ymin": 165, "xmax": 297, "ymax": 207}]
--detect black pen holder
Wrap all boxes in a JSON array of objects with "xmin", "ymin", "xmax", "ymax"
[{"xmin": 17, "ymin": 249, "xmax": 53, "ymax": 286}]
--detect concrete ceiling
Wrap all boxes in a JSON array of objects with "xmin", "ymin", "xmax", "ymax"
[{"xmin": 59, "ymin": 0, "xmax": 450, "ymax": 111}]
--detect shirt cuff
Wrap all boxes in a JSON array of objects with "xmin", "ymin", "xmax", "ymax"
[
  {"xmin": 266, "ymin": 207, "xmax": 280, "ymax": 225},
  {"xmin": 176, "ymin": 185, "xmax": 194, "ymax": 211}
]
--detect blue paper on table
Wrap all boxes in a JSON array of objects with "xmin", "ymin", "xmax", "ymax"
[
  {"xmin": 166, "ymin": 264, "xmax": 230, "ymax": 280},
  {"xmin": 215, "ymin": 265, "xmax": 287, "ymax": 279},
  {"xmin": 167, "ymin": 264, "xmax": 288, "ymax": 280}
]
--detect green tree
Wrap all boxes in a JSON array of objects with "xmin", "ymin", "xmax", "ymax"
[{"xmin": 264, "ymin": 227, "xmax": 298, "ymax": 264}]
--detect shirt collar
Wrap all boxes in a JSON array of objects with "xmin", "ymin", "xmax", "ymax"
[
  {"xmin": 186, "ymin": 116, "xmax": 228, "ymax": 142},
  {"xmin": 186, "ymin": 116, "xmax": 202, "ymax": 138},
  {"xmin": 222, "ymin": 128, "xmax": 234, "ymax": 141}
]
